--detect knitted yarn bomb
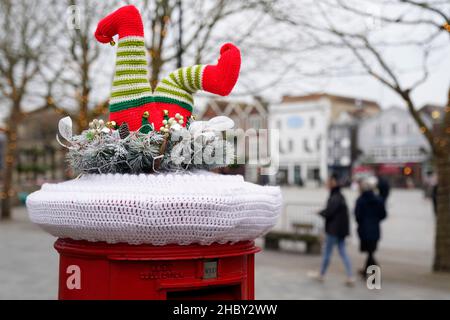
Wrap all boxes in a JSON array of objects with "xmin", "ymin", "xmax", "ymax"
[
  {"xmin": 56, "ymin": 5, "xmax": 242, "ymax": 175},
  {"xmin": 26, "ymin": 6, "xmax": 281, "ymax": 245},
  {"xmin": 26, "ymin": 172, "xmax": 282, "ymax": 245}
]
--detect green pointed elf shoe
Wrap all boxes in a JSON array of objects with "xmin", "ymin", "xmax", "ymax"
[{"xmin": 95, "ymin": 5, "xmax": 241, "ymax": 133}]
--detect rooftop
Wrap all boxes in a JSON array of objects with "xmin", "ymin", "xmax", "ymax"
[{"xmin": 281, "ymin": 93, "xmax": 381, "ymax": 109}]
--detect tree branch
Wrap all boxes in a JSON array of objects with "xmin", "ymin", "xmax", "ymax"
[{"xmin": 400, "ymin": 0, "xmax": 450, "ymax": 23}]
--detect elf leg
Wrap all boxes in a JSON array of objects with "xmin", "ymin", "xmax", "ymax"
[
  {"xmin": 202, "ymin": 43, "xmax": 241, "ymax": 96},
  {"xmin": 155, "ymin": 43, "xmax": 241, "ymax": 98},
  {"xmin": 153, "ymin": 43, "xmax": 241, "ymax": 129},
  {"xmin": 95, "ymin": 5, "xmax": 153, "ymax": 131},
  {"xmin": 95, "ymin": 5, "xmax": 144, "ymax": 43}
]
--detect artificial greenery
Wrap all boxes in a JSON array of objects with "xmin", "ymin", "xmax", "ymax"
[{"xmin": 63, "ymin": 121, "xmax": 234, "ymax": 174}]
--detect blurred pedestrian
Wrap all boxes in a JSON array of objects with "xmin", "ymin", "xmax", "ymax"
[
  {"xmin": 432, "ymin": 184, "xmax": 438, "ymax": 216},
  {"xmin": 426, "ymin": 171, "xmax": 438, "ymax": 215},
  {"xmin": 309, "ymin": 173, "xmax": 354, "ymax": 286},
  {"xmin": 355, "ymin": 176, "xmax": 387, "ymax": 277},
  {"xmin": 376, "ymin": 174, "xmax": 390, "ymax": 203},
  {"xmin": 424, "ymin": 170, "xmax": 435, "ymax": 198}
]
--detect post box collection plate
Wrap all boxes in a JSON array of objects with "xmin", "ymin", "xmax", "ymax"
[{"xmin": 203, "ymin": 260, "xmax": 218, "ymax": 279}]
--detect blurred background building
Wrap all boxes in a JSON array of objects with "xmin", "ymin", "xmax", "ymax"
[
  {"xmin": 12, "ymin": 109, "xmax": 66, "ymax": 204},
  {"xmin": 268, "ymin": 93, "xmax": 380, "ymax": 186},
  {"xmin": 201, "ymin": 98, "xmax": 269, "ymax": 184},
  {"xmin": 357, "ymin": 107, "xmax": 431, "ymax": 188}
]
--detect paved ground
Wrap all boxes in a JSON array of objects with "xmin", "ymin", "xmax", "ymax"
[{"xmin": 1, "ymin": 187, "xmax": 449, "ymax": 299}]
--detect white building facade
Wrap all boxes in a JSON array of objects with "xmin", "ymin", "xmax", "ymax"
[
  {"xmin": 357, "ymin": 107, "xmax": 430, "ymax": 186},
  {"xmin": 358, "ymin": 107, "xmax": 430, "ymax": 164},
  {"xmin": 269, "ymin": 98, "xmax": 331, "ymax": 185}
]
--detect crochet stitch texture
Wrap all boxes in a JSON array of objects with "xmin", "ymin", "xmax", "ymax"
[{"xmin": 26, "ymin": 171, "xmax": 282, "ymax": 245}]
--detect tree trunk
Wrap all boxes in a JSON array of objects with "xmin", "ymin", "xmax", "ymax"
[
  {"xmin": 1, "ymin": 126, "xmax": 18, "ymax": 220},
  {"xmin": 148, "ymin": 1, "xmax": 171, "ymax": 89},
  {"xmin": 77, "ymin": 95, "xmax": 89, "ymax": 134},
  {"xmin": 433, "ymin": 155, "xmax": 450, "ymax": 272},
  {"xmin": 150, "ymin": 48, "xmax": 164, "ymax": 90},
  {"xmin": 75, "ymin": 40, "xmax": 90, "ymax": 134}
]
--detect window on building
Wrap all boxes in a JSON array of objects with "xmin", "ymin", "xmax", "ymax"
[
  {"xmin": 307, "ymin": 168, "xmax": 318, "ymax": 180},
  {"xmin": 416, "ymin": 148, "xmax": 422, "ymax": 157},
  {"xmin": 391, "ymin": 123, "xmax": 397, "ymax": 135},
  {"xmin": 392, "ymin": 147, "xmax": 397, "ymax": 158},
  {"xmin": 372, "ymin": 148, "xmax": 379, "ymax": 158},
  {"xmin": 316, "ymin": 136, "xmax": 321, "ymax": 151},
  {"xmin": 402, "ymin": 147, "xmax": 409, "ymax": 157},
  {"xmin": 288, "ymin": 139, "xmax": 294, "ymax": 153},
  {"xmin": 303, "ymin": 139, "xmax": 312, "ymax": 153},
  {"xmin": 310, "ymin": 117, "xmax": 315, "ymax": 128}
]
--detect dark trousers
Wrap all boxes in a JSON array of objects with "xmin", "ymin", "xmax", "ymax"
[
  {"xmin": 365, "ymin": 250, "xmax": 377, "ymax": 271},
  {"xmin": 360, "ymin": 240, "xmax": 378, "ymax": 274}
]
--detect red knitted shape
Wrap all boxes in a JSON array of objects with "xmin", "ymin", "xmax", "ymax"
[
  {"xmin": 94, "ymin": 5, "xmax": 144, "ymax": 43},
  {"xmin": 202, "ymin": 43, "xmax": 241, "ymax": 96}
]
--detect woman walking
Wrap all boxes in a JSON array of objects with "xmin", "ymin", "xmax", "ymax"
[{"xmin": 311, "ymin": 174, "xmax": 354, "ymax": 286}]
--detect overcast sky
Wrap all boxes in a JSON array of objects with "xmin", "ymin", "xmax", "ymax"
[
  {"xmin": 233, "ymin": 0, "xmax": 450, "ymax": 110},
  {"xmin": 1, "ymin": 0, "xmax": 448, "ymax": 124}
]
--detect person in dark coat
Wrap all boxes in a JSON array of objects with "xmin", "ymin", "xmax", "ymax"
[
  {"xmin": 355, "ymin": 176, "xmax": 387, "ymax": 276},
  {"xmin": 432, "ymin": 184, "xmax": 438, "ymax": 216},
  {"xmin": 376, "ymin": 174, "xmax": 390, "ymax": 203},
  {"xmin": 311, "ymin": 174, "xmax": 354, "ymax": 285}
]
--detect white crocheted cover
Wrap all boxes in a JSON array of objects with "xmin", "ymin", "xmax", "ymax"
[{"xmin": 26, "ymin": 171, "xmax": 282, "ymax": 245}]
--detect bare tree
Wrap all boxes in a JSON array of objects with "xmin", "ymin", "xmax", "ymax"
[
  {"xmin": 270, "ymin": 0, "xmax": 450, "ymax": 271},
  {"xmin": 0, "ymin": 0, "xmax": 62, "ymax": 219},
  {"xmin": 135, "ymin": 0, "xmax": 274, "ymax": 88},
  {"xmin": 54, "ymin": 0, "xmax": 118, "ymax": 132}
]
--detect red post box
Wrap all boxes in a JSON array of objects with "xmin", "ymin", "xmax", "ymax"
[{"xmin": 55, "ymin": 238, "xmax": 260, "ymax": 300}]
